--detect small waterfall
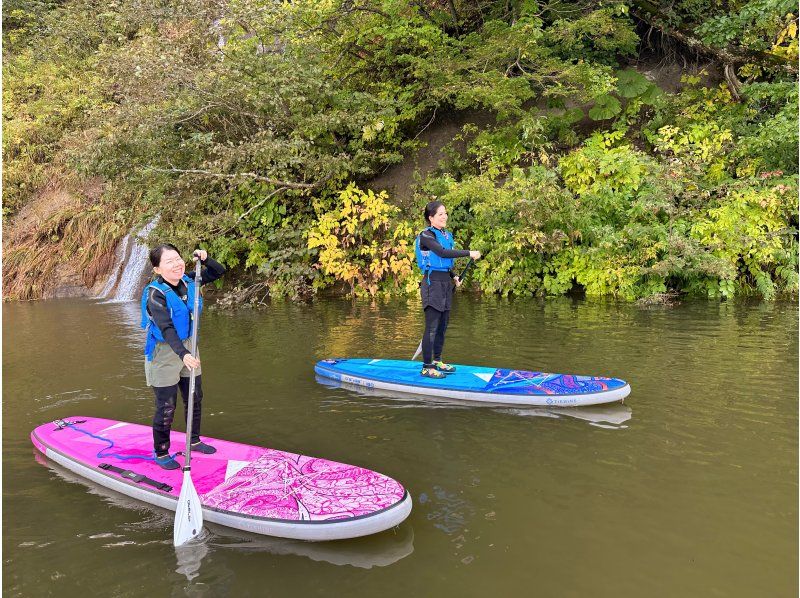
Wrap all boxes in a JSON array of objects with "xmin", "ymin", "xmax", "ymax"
[
  {"xmin": 99, "ymin": 216, "xmax": 160, "ymax": 303},
  {"xmin": 97, "ymin": 234, "xmax": 131, "ymax": 298}
]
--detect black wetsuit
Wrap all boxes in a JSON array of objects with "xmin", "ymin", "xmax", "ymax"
[
  {"xmin": 418, "ymin": 229, "xmax": 470, "ymax": 367},
  {"xmin": 146, "ymin": 258, "xmax": 225, "ymax": 455}
]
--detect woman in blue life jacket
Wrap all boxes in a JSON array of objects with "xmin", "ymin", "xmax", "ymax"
[
  {"xmin": 140, "ymin": 244, "xmax": 225, "ymax": 469},
  {"xmin": 416, "ymin": 201, "xmax": 481, "ymax": 379}
]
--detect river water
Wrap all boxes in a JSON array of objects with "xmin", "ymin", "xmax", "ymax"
[{"xmin": 3, "ymin": 296, "xmax": 797, "ymax": 596}]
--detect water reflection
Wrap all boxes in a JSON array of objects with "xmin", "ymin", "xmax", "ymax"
[
  {"xmin": 174, "ymin": 540, "xmax": 209, "ymax": 581},
  {"xmin": 417, "ymin": 485, "xmax": 485, "ymax": 567},
  {"xmin": 499, "ymin": 404, "xmax": 631, "ymax": 428},
  {"xmin": 212, "ymin": 525, "xmax": 414, "ymax": 569},
  {"xmin": 37, "ymin": 456, "xmax": 414, "ymax": 571},
  {"xmin": 317, "ymin": 375, "xmax": 632, "ymax": 427},
  {"xmin": 418, "ymin": 485, "xmax": 475, "ymax": 535},
  {"xmin": 315, "ymin": 301, "xmax": 422, "ymax": 361},
  {"xmin": 94, "ymin": 300, "xmax": 145, "ymax": 348}
]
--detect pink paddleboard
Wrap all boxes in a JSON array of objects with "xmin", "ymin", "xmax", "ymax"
[{"xmin": 31, "ymin": 417, "xmax": 411, "ymax": 541}]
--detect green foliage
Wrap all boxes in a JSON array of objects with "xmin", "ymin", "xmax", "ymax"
[
  {"xmin": 643, "ymin": 75, "xmax": 798, "ymax": 179},
  {"xmin": 697, "ymin": 0, "xmax": 797, "ymax": 55},
  {"xmin": 466, "ymin": 114, "xmax": 551, "ymax": 177},
  {"xmin": 588, "ymin": 94, "xmax": 622, "ymax": 120},
  {"xmin": 436, "ymin": 167, "xmax": 575, "ymax": 296},
  {"xmin": 4, "ymin": 0, "xmax": 797, "ymax": 303},
  {"xmin": 616, "ymin": 69, "xmax": 651, "ymax": 98},
  {"xmin": 2, "ymin": 10, "xmax": 111, "ymax": 218},
  {"xmin": 254, "ymin": 225, "xmax": 319, "ymax": 301},
  {"xmin": 690, "ymin": 180, "xmax": 798, "ymax": 298},
  {"xmin": 588, "ymin": 69, "xmax": 660, "ymax": 121},
  {"xmin": 560, "ymin": 131, "xmax": 649, "ymax": 201},
  {"xmin": 307, "ymin": 185, "xmax": 415, "ymax": 297}
]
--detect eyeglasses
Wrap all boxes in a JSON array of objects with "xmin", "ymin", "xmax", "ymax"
[{"xmin": 161, "ymin": 258, "xmax": 185, "ymax": 267}]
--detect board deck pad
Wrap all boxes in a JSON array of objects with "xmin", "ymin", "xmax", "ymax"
[
  {"xmin": 315, "ymin": 358, "xmax": 630, "ymax": 406},
  {"xmin": 31, "ymin": 417, "xmax": 411, "ymax": 540}
]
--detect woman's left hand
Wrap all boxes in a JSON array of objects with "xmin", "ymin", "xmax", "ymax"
[
  {"xmin": 193, "ymin": 249, "xmax": 208, "ymax": 262},
  {"xmin": 454, "ymin": 276, "xmax": 462, "ymax": 288}
]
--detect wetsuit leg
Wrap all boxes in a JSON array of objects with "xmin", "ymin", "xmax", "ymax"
[
  {"xmin": 432, "ymin": 309, "xmax": 451, "ymax": 362},
  {"xmin": 423, "ymin": 306, "xmax": 444, "ymax": 367},
  {"xmin": 152, "ymin": 384, "xmax": 179, "ymax": 455},
  {"xmin": 178, "ymin": 375, "xmax": 203, "ymax": 444}
]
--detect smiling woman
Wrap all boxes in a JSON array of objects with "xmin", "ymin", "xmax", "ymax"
[
  {"xmin": 140, "ymin": 245, "xmax": 226, "ymax": 469},
  {"xmin": 414, "ymin": 201, "xmax": 481, "ymax": 379}
]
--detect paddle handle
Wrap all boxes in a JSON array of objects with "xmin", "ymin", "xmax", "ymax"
[{"xmin": 184, "ymin": 255, "xmax": 202, "ymax": 469}]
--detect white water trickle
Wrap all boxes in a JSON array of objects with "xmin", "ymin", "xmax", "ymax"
[
  {"xmin": 100, "ymin": 216, "xmax": 160, "ymax": 303},
  {"xmin": 97, "ymin": 234, "xmax": 130, "ymax": 298}
]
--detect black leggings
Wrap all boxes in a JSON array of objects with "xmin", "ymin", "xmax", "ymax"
[
  {"xmin": 152, "ymin": 375, "xmax": 203, "ymax": 455},
  {"xmin": 422, "ymin": 307, "xmax": 450, "ymax": 367}
]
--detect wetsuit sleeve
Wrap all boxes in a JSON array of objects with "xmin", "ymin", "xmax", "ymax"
[
  {"xmin": 146, "ymin": 287, "xmax": 190, "ymax": 359},
  {"xmin": 200, "ymin": 257, "xmax": 226, "ymax": 285},
  {"xmin": 419, "ymin": 230, "xmax": 471, "ymax": 259}
]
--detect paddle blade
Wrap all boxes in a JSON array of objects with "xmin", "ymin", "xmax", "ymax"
[
  {"xmin": 173, "ymin": 469, "xmax": 204, "ymax": 546},
  {"xmin": 412, "ymin": 339, "xmax": 423, "ymax": 361}
]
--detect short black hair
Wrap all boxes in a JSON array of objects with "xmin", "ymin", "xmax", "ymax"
[
  {"xmin": 149, "ymin": 243, "xmax": 181, "ymax": 267},
  {"xmin": 423, "ymin": 200, "xmax": 445, "ymax": 225}
]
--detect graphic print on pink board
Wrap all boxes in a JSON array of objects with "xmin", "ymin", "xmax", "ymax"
[
  {"xmin": 31, "ymin": 417, "xmax": 407, "ymax": 523},
  {"xmin": 201, "ymin": 451, "xmax": 403, "ymax": 521}
]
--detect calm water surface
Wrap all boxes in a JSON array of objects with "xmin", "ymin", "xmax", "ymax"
[{"xmin": 4, "ymin": 296, "xmax": 798, "ymax": 597}]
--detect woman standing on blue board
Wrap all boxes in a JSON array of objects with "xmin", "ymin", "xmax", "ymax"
[
  {"xmin": 416, "ymin": 201, "xmax": 481, "ymax": 379},
  {"xmin": 141, "ymin": 244, "xmax": 225, "ymax": 469}
]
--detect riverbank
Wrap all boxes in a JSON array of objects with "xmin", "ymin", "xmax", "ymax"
[{"xmin": 4, "ymin": 2, "xmax": 797, "ymax": 303}]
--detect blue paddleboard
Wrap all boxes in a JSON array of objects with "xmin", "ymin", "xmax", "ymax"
[{"xmin": 314, "ymin": 359, "xmax": 630, "ymax": 407}]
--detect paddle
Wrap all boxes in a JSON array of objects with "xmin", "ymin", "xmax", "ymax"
[
  {"xmin": 173, "ymin": 253, "xmax": 205, "ymax": 547},
  {"xmin": 412, "ymin": 258, "xmax": 475, "ymax": 361}
]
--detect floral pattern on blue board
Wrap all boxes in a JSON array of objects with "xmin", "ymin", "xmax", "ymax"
[{"xmin": 483, "ymin": 369, "xmax": 611, "ymax": 395}]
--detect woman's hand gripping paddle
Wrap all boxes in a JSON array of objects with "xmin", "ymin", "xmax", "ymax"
[
  {"xmin": 412, "ymin": 258, "xmax": 474, "ymax": 361},
  {"xmin": 174, "ymin": 253, "xmax": 205, "ymax": 546}
]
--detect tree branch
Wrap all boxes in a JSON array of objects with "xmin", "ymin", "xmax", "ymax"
[
  {"xmin": 413, "ymin": 106, "xmax": 438, "ymax": 140},
  {"xmin": 631, "ymin": 0, "xmax": 798, "ymax": 75},
  {"xmin": 146, "ymin": 167, "xmax": 317, "ymax": 189},
  {"xmin": 218, "ymin": 187, "xmax": 286, "ymax": 234}
]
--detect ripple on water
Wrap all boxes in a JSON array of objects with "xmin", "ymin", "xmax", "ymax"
[{"xmin": 34, "ymin": 389, "xmax": 98, "ymax": 411}]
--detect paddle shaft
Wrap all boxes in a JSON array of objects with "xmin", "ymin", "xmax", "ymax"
[
  {"xmin": 412, "ymin": 258, "xmax": 475, "ymax": 360},
  {"xmin": 183, "ymin": 256, "xmax": 202, "ymax": 470},
  {"xmin": 457, "ymin": 258, "xmax": 474, "ymax": 281}
]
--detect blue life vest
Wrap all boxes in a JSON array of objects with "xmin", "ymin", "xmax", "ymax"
[
  {"xmin": 415, "ymin": 227, "xmax": 454, "ymax": 282},
  {"xmin": 140, "ymin": 275, "xmax": 202, "ymax": 361}
]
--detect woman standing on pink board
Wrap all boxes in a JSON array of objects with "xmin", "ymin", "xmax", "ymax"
[
  {"xmin": 414, "ymin": 201, "xmax": 481, "ymax": 379},
  {"xmin": 140, "ymin": 244, "xmax": 225, "ymax": 469}
]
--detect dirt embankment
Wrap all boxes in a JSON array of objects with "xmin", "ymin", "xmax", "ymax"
[
  {"xmin": 367, "ymin": 56, "xmax": 720, "ymax": 208},
  {"xmin": 367, "ymin": 109, "xmax": 497, "ymax": 207},
  {"xmin": 3, "ymin": 176, "xmax": 114, "ymax": 300}
]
